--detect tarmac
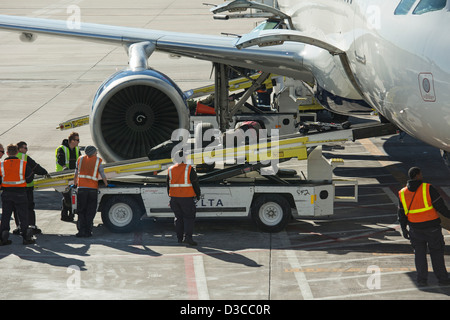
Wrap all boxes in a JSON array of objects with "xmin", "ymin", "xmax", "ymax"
[{"xmin": 1, "ymin": 0, "xmax": 450, "ymax": 304}]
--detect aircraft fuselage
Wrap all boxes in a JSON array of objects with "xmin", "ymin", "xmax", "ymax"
[{"xmin": 278, "ymin": 0, "xmax": 450, "ymax": 152}]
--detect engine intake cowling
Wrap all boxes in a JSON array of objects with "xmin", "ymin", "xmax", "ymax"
[{"xmin": 90, "ymin": 69, "xmax": 189, "ymax": 162}]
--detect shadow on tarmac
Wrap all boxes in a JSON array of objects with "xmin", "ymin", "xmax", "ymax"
[
  {"xmin": 326, "ymin": 133, "xmax": 450, "ymax": 186},
  {"xmin": 0, "ymin": 128, "xmax": 448, "ymax": 297}
]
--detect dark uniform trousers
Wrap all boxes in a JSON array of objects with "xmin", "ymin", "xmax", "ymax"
[
  {"xmin": 170, "ymin": 197, "xmax": 196, "ymax": 241},
  {"xmin": 13, "ymin": 187, "xmax": 36, "ymax": 227},
  {"xmin": 77, "ymin": 188, "xmax": 98, "ymax": 236},
  {"xmin": 26, "ymin": 187, "xmax": 36, "ymax": 226},
  {"xmin": 409, "ymin": 226, "xmax": 448, "ymax": 282},
  {"xmin": 1, "ymin": 190, "xmax": 28, "ymax": 238}
]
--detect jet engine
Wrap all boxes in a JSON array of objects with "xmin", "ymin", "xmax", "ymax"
[{"xmin": 90, "ymin": 69, "xmax": 190, "ymax": 162}]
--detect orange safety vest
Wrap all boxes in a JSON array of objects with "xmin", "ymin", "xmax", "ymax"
[
  {"xmin": 76, "ymin": 155, "xmax": 102, "ymax": 189},
  {"xmin": 168, "ymin": 163, "xmax": 196, "ymax": 198},
  {"xmin": 0, "ymin": 158, "xmax": 27, "ymax": 188},
  {"xmin": 399, "ymin": 183, "xmax": 440, "ymax": 223}
]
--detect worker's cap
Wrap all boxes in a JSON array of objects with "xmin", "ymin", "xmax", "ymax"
[
  {"xmin": 85, "ymin": 145, "xmax": 97, "ymax": 156},
  {"xmin": 408, "ymin": 167, "xmax": 421, "ymax": 179}
]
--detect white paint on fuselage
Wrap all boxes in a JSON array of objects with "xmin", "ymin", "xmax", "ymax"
[{"xmin": 278, "ymin": 0, "xmax": 450, "ymax": 152}]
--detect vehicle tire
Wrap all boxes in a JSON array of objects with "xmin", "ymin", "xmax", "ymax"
[
  {"xmin": 341, "ymin": 121, "xmax": 351, "ymax": 130},
  {"xmin": 251, "ymin": 194, "xmax": 291, "ymax": 233},
  {"xmin": 330, "ymin": 112, "xmax": 349, "ymax": 123},
  {"xmin": 101, "ymin": 195, "xmax": 143, "ymax": 233}
]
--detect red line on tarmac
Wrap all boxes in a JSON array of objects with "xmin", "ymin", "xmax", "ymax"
[{"xmin": 184, "ymin": 255, "xmax": 198, "ymax": 299}]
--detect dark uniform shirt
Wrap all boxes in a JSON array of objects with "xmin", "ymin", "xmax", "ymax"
[
  {"xmin": 56, "ymin": 139, "xmax": 81, "ymax": 170},
  {"xmin": 19, "ymin": 154, "xmax": 48, "ymax": 184}
]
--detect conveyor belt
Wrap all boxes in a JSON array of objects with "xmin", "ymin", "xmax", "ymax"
[{"xmin": 34, "ymin": 122, "xmax": 396, "ymax": 190}]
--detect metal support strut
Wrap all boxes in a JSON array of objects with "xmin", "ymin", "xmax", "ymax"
[{"xmin": 214, "ymin": 63, "xmax": 271, "ymax": 131}]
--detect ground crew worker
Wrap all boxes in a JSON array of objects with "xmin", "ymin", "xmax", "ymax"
[
  {"xmin": 0, "ymin": 143, "xmax": 4, "ymax": 159},
  {"xmin": 167, "ymin": 151, "xmax": 201, "ymax": 246},
  {"xmin": 0, "ymin": 144, "xmax": 35, "ymax": 245},
  {"xmin": 12, "ymin": 141, "xmax": 49, "ymax": 235},
  {"xmin": 256, "ymin": 84, "xmax": 272, "ymax": 106},
  {"xmin": 398, "ymin": 166, "xmax": 450, "ymax": 286},
  {"xmin": 56, "ymin": 132, "xmax": 81, "ymax": 222},
  {"xmin": 73, "ymin": 145, "xmax": 108, "ymax": 238}
]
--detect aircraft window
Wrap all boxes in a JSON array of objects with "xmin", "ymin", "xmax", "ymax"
[
  {"xmin": 413, "ymin": 0, "xmax": 447, "ymax": 14},
  {"xmin": 394, "ymin": 0, "xmax": 417, "ymax": 15}
]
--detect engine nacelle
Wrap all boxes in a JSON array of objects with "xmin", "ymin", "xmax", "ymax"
[{"xmin": 90, "ymin": 69, "xmax": 189, "ymax": 162}]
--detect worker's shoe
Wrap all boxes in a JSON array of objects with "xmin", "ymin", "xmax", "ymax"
[
  {"xmin": 61, "ymin": 214, "xmax": 74, "ymax": 222},
  {"xmin": 0, "ymin": 239, "xmax": 12, "ymax": 246},
  {"xmin": 29, "ymin": 226, "xmax": 42, "ymax": 235},
  {"xmin": 75, "ymin": 230, "xmax": 92, "ymax": 238},
  {"xmin": 23, "ymin": 238, "xmax": 35, "ymax": 245},
  {"xmin": 22, "ymin": 229, "xmax": 36, "ymax": 245},
  {"xmin": 183, "ymin": 237, "xmax": 198, "ymax": 246},
  {"xmin": 61, "ymin": 208, "xmax": 75, "ymax": 222},
  {"xmin": 0, "ymin": 231, "xmax": 12, "ymax": 246}
]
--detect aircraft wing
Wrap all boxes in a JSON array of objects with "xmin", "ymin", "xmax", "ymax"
[
  {"xmin": 0, "ymin": 14, "xmax": 362, "ymax": 98},
  {"xmin": 0, "ymin": 15, "xmax": 305, "ymax": 78},
  {"xmin": 0, "ymin": 14, "xmax": 371, "ymax": 162}
]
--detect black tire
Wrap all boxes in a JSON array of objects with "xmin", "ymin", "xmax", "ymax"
[
  {"xmin": 330, "ymin": 112, "xmax": 349, "ymax": 123},
  {"xmin": 341, "ymin": 121, "xmax": 351, "ymax": 130},
  {"xmin": 251, "ymin": 194, "xmax": 291, "ymax": 233},
  {"xmin": 101, "ymin": 195, "xmax": 143, "ymax": 233}
]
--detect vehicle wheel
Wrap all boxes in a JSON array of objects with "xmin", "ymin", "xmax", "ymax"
[
  {"xmin": 101, "ymin": 196, "xmax": 143, "ymax": 233},
  {"xmin": 251, "ymin": 194, "xmax": 291, "ymax": 233},
  {"xmin": 341, "ymin": 121, "xmax": 351, "ymax": 130},
  {"xmin": 330, "ymin": 112, "xmax": 349, "ymax": 123}
]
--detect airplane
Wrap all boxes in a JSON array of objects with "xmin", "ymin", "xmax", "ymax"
[{"xmin": 0, "ymin": 0, "xmax": 448, "ymax": 167}]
